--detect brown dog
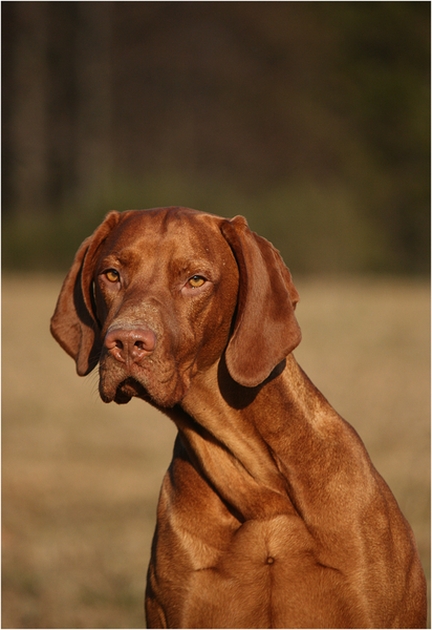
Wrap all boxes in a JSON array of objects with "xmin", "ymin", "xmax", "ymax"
[{"xmin": 51, "ymin": 207, "xmax": 426, "ymax": 628}]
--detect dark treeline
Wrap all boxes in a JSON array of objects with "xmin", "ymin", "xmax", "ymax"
[{"xmin": 2, "ymin": 2, "xmax": 430, "ymax": 274}]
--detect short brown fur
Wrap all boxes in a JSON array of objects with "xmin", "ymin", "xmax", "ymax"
[{"xmin": 51, "ymin": 207, "xmax": 426, "ymax": 628}]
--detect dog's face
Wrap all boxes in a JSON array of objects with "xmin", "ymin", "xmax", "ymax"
[
  {"xmin": 93, "ymin": 209, "xmax": 240, "ymax": 407},
  {"xmin": 51, "ymin": 207, "xmax": 301, "ymax": 409}
]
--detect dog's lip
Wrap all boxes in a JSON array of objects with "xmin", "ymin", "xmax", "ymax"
[
  {"xmin": 115, "ymin": 377, "xmax": 151, "ymax": 404},
  {"xmin": 99, "ymin": 375, "xmax": 150, "ymax": 404},
  {"xmin": 98, "ymin": 356, "xmax": 188, "ymax": 407}
]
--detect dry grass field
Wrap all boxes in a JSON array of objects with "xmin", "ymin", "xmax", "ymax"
[{"xmin": 2, "ymin": 274, "xmax": 430, "ymax": 629}]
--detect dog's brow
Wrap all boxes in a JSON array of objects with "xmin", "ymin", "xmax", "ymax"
[{"xmin": 100, "ymin": 248, "xmax": 147, "ymax": 268}]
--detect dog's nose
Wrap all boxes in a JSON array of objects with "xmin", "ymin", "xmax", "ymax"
[{"xmin": 104, "ymin": 328, "xmax": 156, "ymax": 365}]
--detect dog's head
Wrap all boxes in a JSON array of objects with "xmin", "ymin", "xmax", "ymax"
[{"xmin": 51, "ymin": 207, "xmax": 301, "ymax": 407}]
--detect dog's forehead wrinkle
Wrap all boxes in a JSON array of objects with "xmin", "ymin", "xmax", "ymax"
[
  {"xmin": 140, "ymin": 238, "xmax": 226, "ymax": 281},
  {"xmin": 104, "ymin": 211, "xmax": 228, "ymax": 278}
]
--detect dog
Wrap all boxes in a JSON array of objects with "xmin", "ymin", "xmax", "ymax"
[{"xmin": 51, "ymin": 206, "xmax": 427, "ymax": 628}]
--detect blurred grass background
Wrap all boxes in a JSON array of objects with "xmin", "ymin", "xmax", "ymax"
[{"xmin": 2, "ymin": 2, "xmax": 430, "ymax": 628}]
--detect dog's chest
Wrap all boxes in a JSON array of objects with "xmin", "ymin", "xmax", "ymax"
[{"xmin": 149, "ymin": 512, "xmax": 348, "ymax": 629}]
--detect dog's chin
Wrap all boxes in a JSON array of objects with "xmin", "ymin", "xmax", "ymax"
[
  {"xmin": 99, "ymin": 376, "xmax": 185, "ymax": 408},
  {"xmin": 112, "ymin": 378, "xmax": 149, "ymax": 405}
]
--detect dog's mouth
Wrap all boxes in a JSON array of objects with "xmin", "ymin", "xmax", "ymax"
[
  {"xmin": 102, "ymin": 377, "xmax": 151, "ymax": 405},
  {"xmin": 98, "ymin": 358, "xmax": 188, "ymax": 408}
]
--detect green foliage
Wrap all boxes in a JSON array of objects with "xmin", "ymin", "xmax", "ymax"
[{"xmin": 2, "ymin": 2, "xmax": 429, "ymax": 275}]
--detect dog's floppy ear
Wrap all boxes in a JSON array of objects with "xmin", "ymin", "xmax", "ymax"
[
  {"xmin": 50, "ymin": 211, "xmax": 123, "ymax": 376},
  {"xmin": 220, "ymin": 215, "xmax": 301, "ymax": 387}
]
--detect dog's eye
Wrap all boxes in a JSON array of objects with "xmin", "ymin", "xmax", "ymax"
[
  {"xmin": 188, "ymin": 275, "xmax": 206, "ymax": 289},
  {"xmin": 105, "ymin": 269, "xmax": 120, "ymax": 283}
]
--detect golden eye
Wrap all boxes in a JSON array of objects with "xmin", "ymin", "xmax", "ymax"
[
  {"xmin": 105, "ymin": 269, "xmax": 120, "ymax": 283},
  {"xmin": 188, "ymin": 275, "xmax": 206, "ymax": 289}
]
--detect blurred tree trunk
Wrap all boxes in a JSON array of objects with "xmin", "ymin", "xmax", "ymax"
[
  {"xmin": 75, "ymin": 2, "xmax": 113, "ymax": 203},
  {"xmin": 10, "ymin": 2, "xmax": 48, "ymax": 217}
]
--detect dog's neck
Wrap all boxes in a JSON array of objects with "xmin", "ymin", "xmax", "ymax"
[{"xmin": 168, "ymin": 354, "xmax": 337, "ymax": 522}]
